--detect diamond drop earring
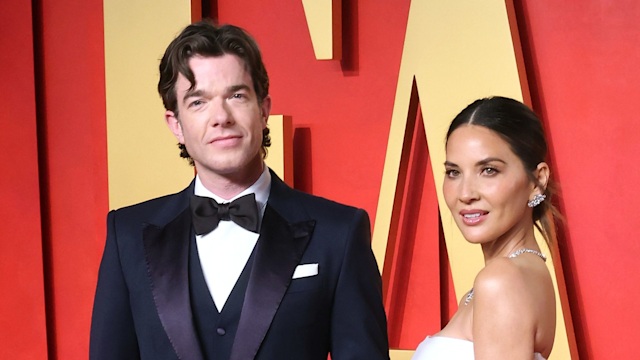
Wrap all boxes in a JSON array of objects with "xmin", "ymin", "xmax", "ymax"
[{"xmin": 527, "ymin": 194, "xmax": 546, "ymax": 208}]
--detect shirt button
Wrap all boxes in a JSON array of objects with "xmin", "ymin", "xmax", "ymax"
[{"xmin": 216, "ymin": 327, "xmax": 226, "ymax": 336}]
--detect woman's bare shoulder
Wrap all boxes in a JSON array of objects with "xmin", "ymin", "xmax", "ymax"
[
  {"xmin": 473, "ymin": 258, "xmax": 541, "ymax": 327},
  {"xmin": 475, "ymin": 257, "xmax": 530, "ymax": 296},
  {"xmin": 471, "ymin": 259, "xmax": 539, "ymax": 357}
]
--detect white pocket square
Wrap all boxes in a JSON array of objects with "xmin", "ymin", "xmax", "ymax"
[{"xmin": 292, "ymin": 263, "xmax": 319, "ymax": 279}]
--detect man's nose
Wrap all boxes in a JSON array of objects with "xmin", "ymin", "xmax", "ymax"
[{"xmin": 210, "ymin": 99, "xmax": 234, "ymax": 126}]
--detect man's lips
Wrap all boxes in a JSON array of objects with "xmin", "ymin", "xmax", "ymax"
[{"xmin": 208, "ymin": 135, "xmax": 242, "ymax": 145}]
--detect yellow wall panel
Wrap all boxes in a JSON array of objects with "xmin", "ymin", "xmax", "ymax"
[
  {"xmin": 104, "ymin": 0, "xmax": 193, "ymax": 209},
  {"xmin": 301, "ymin": 0, "xmax": 342, "ymax": 60},
  {"xmin": 265, "ymin": 115, "xmax": 294, "ymax": 186}
]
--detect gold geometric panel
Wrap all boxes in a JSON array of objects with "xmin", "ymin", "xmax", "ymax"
[
  {"xmin": 104, "ymin": 0, "xmax": 192, "ymax": 210},
  {"xmin": 265, "ymin": 115, "xmax": 294, "ymax": 186},
  {"xmin": 301, "ymin": 0, "xmax": 342, "ymax": 60}
]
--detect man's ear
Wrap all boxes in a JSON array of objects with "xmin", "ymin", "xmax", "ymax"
[
  {"xmin": 165, "ymin": 110, "xmax": 184, "ymax": 144},
  {"xmin": 532, "ymin": 161, "xmax": 550, "ymax": 195},
  {"xmin": 260, "ymin": 95, "xmax": 272, "ymax": 127}
]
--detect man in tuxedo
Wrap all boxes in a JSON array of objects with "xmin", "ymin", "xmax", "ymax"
[{"xmin": 90, "ymin": 21, "xmax": 389, "ymax": 360}]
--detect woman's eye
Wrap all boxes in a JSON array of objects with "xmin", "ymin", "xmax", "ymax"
[
  {"xmin": 482, "ymin": 167, "xmax": 498, "ymax": 175},
  {"xmin": 445, "ymin": 169, "xmax": 459, "ymax": 177}
]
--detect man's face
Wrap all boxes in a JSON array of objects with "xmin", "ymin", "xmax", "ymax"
[{"xmin": 166, "ymin": 54, "xmax": 271, "ymax": 186}]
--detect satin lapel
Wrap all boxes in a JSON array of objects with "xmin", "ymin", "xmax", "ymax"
[
  {"xmin": 143, "ymin": 207, "xmax": 204, "ymax": 360},
  {"xmin": 229, "ymin": 206, "xmax": 316, "ymax": 360}
]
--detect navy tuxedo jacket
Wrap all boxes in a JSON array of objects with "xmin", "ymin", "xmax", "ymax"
[{"xmin": 90, "ymin": 170, "xmax": 389, "ymax": 360}]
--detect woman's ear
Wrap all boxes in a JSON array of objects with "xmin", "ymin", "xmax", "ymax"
[{"xmin": 533, "ymin": 162, "xmax": 550, "ymax": 194}]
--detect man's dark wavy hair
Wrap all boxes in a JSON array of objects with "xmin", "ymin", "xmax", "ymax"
[{"xmin": 157, "ymin": 20, "xmax": 271, "ymax": 164}]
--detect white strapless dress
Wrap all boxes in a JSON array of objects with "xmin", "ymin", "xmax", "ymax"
[{"xmin": 412, "ymin": 336, "xmax": 546, "ymax": 360}]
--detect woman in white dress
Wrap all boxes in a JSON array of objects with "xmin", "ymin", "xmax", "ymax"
[{"xmin": 413, "ymin": 97, "xmax": 558, "ymax": 360}]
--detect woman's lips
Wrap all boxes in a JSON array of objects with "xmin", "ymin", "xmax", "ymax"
[{"xmin": 459, "ymin": 210, "xmax": 488, "ymax": 225}]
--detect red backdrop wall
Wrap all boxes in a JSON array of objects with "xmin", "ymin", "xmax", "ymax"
[
  {"xmin": 1, "ymin": 0, "xmax": 639, "ymax": 358},
  {"xmin": 32, "ymin": 0, "xmax": 108, "ymax": 357},
  {"xmin": 0, "ymin": 0, "xmax": 108, "ymax": 358},
  {"xmin": 0, "ymin": 1, "xmax": 48, "ymax": 358},
  {"xmin": 516, "ymin": 1, "xmax": 640, "ymax": 356},
  {"xmin": 217, "ymin": 1, "xmax": 640, "ymax": 358}
]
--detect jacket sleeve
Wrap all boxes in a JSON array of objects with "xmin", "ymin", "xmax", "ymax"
[
  {"xmin": 330, "ymin": 209, "xmax": 390, "ymax": 359},
  {"xmin": 89, "ymin": 211, "xmax": 140, "ymax": 359}
]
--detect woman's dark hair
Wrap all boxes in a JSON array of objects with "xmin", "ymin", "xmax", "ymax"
[
  {"xmin": 446, "ymin": 96, "xmax": 560, "ymax": 244},
  {"xmin": 157, "ymin": 20, "xmax": 271, "ymax": 164}
]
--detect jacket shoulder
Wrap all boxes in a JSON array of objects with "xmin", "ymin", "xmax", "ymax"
[
  {"xmin": 275, "ymin": 186, "xmax": 367, "ymax": 229},
  {"xmin": 109, "ymin": 184, "xmax": 192, "ymax": 227}
]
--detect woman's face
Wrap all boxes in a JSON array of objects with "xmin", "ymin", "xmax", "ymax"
[{"xmin": 443, "ymin": 125, "xmax": 537, "ymax": 245}]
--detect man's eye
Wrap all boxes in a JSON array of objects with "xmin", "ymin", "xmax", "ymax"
[{"xmin": 189, "ymin": 99, "xmax": 204, "ymax": 107}]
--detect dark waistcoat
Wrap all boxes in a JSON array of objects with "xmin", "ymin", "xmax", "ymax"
[{"xmin": 189, "ymin": 236, "xmax": 256, "ymax": 360}]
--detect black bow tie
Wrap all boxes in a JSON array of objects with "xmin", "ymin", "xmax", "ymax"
[{"xmin": 190, "ymin": 193, "xmax": 259, "ymax": 235}]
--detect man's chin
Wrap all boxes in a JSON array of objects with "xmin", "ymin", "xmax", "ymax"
[{"xmin": 194, "ymin": 159, "xmax": 263, "ymax": 179}]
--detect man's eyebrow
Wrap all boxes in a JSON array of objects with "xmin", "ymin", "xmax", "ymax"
[
  {"xmin": 181, "ymin": 83, "xmax": 252, "ymax": 104},
  {"xmin": 182, "ymin": 88, "xmax": 205, "ymax": 104},
  {"xmin": 227, "ymin": 84, "xmax": 251, "ymax": 93}
]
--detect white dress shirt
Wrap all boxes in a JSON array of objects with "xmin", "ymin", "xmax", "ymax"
[{"xmin": 194, "ymin": 166, "xmax": 271, "ymax": 312}]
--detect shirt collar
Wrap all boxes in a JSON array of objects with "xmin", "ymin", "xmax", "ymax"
[{"xmin": 194, "ymin": 165, "xmax": 271, "ymax": 216}]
